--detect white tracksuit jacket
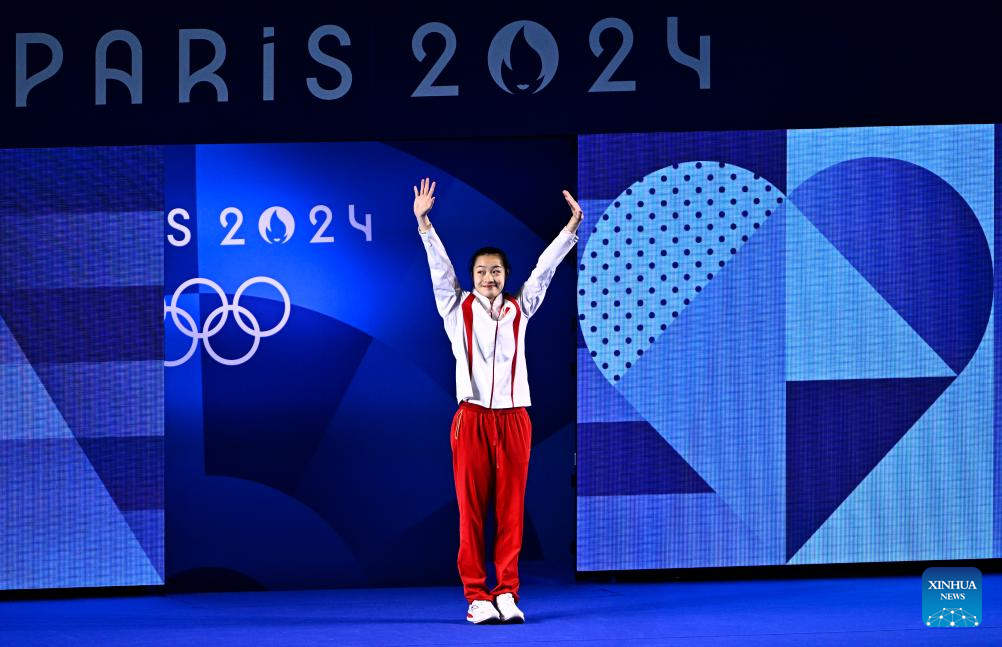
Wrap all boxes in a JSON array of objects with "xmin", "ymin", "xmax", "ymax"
[{"xmin": 419, "ymin": 225, "xmax": 578, "ymax": 408}]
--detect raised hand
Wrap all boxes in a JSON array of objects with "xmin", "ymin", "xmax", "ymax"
[
  {"xmin": 413, "ymin": 177, "xmax": 437, "ymax": 230},
  {"xmin": 562, "ymin": 189, "xmax": 583, "ymax": 233}
]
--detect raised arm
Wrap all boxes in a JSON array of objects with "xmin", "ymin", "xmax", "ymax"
[
  {"xmin": 517, "ymin": 190, "xmax": 583, "ymax": 317},
  {"xmin": 414, "ymin": 178, "xmax": 463, "ymax": 317}
]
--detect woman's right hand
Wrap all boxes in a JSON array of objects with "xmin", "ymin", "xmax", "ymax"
[{"xmin": 413, "ymin": 177, "xmax": 436, "ymax": 228}]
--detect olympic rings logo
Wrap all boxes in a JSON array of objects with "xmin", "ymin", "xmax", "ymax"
[{"xmin": 164, "ymin": 276, "xmax": 291, "ymax": 367}]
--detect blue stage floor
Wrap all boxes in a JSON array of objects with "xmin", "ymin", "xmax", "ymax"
[{"xmin": 2, "ymin": 575, "xmax": 999, "ymax": 645}]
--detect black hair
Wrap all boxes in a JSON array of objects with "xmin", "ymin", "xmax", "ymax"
[{"xmin": 468, "ymin": 246, "xmax": 511, "ymax": 277}]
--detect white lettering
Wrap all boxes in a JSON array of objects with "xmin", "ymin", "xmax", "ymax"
[{"xmin": 167, "ymin": 208, "xmax": 192, "ymax": 247}]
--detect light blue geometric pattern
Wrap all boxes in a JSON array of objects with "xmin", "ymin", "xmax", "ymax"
[
  {"xmin": 578, "ymin": 125, "xmax": 997, "ymax": 571},
  {"xmin": 788, "ymin": 125, "xmax": 994, "ymax": 261},
  {"xmin": 579, "ymin": 162, "xmax": 780, "ymax": 384},
  {"xmin": 786, "ymin": 204, "xmax": 955, "ymax": 380},
  {"xmin": 576, "ymin": 349, "xmax": 645, "ymax": 424},
  {"xmin": 0, "ymin": 316, "xmax": 73, "ymax": 441},
  {"xmin": 124, "ymin": 509, "xmax": 166, "ymax": 580},
  {"xmin": 786, "ymin": 124, "xmax": 995, "ymax": 563},
  {"xmin": 790, "ymin": 312, "xmax": 994, "ymax": 563},
  {"xmin": 0, "ymin": 439, "xmax": 162, "ymax": 589},
  {"xmin": 1, "ymin": 315, "xmax": 160, "ymax": 588},
  {"xmin": 614, "ymin": 206, "xmax": 786, "ymax": 565}
]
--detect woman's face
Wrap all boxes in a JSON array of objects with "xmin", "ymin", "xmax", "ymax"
[{"xmin": 472, "ymin": 254, "xmax": 506, "ymax": 300}]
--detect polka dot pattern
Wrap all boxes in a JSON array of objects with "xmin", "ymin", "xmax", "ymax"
[{"xmin": 578, "ymin": 161, "xmax": 786, "ymax": 384}]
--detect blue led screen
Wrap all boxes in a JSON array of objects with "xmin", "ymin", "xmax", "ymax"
[
  {"xmin": 0, "ymin": 147, "xmax": 164, "ymax": 589},
  {"xmin": 6, "ymin": 126, "xmax": 993, "ymax": 589},
  {"xmin": 576, "ymin": 125, "xmax": 1000, "ymax": 570}
]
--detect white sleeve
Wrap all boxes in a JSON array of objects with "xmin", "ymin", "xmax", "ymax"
[
  {"xmin": 419, "ymin": 226, "xmax": 464, "ymax": 318},
  {"xmin": 517, "ymin": 228, "xmax": 578, "ymax": 318}
]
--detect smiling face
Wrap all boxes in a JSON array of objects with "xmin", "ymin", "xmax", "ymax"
[{"xmin": 472, "ymin": 253, "xmax": 506, "ymax": 301}]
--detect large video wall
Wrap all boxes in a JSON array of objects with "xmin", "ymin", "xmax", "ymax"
[
  {"xmin": 576, "ymin": 125, "xmax": 999, "ymax": 569},
  {"xmin": 3, "ymin": 125, "xmax": 998, "ymax": 590}
]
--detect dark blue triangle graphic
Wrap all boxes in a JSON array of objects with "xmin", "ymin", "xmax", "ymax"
[
  {"xmin": 786, "ymin": 377, "xmax": 953, "ymax": 560},
  {"xmin": 73, "ymin": 437, "xmax": 163, "ymax": 511},
  {"xmin": 578, "ymin": 421, "xmax": 714, "ymax": 495}
]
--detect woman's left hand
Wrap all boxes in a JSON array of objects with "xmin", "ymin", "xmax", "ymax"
[{"xmin": 562, "ymin": 189, "xmax": 583, "ymax": 233}]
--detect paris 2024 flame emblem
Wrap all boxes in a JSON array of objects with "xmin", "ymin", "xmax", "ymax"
[
  {"xmin": 487, "ymin": 21, "xmax": 558, "ymax": 94},
  {"xmin": 258, "ymin": 206, "xmax": 295, "ymax": 244}
]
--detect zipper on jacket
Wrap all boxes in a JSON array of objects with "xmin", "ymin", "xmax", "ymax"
[{"xmin": 488, "ymin": 317, "xmax": 499, "ymax": 409}]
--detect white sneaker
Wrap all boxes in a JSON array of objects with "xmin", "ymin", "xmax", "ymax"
[
  {"xmin": 466, "ymin": 600, "xmax": 501, "ymax": 624},
  {"xmin": 494, "ymin": 593, "xmax": 525, "ymax": 623}
]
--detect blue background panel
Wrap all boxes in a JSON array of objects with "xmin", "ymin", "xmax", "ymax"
[{"xmin": 165, "ymin": 140, "xmax": 577, "ymax": 589}]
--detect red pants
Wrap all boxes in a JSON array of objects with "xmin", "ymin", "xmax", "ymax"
[{"xmin": 450, "ymin": 401, "xmax": 532, "ymax": 603}]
